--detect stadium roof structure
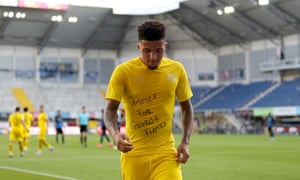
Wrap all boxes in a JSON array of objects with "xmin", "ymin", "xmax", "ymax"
[{"xmin": 0, "ymin": 0, "xmax": 299, "ymax": 54}]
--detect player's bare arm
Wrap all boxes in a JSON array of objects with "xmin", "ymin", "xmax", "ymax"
[
  {"xmin": 104, "ymin": 99, "xmax": 133, "ymax": 153},
  {"xmin": 177, "ymin": 99, "xmax": 193, "ymax": 163},
  {"xmin": 21, "ymin": 120, "xmax": 29, "ymax": 132},
  {"xmin": 104, "ymin": 99, "xmax": 120, "ymax": 135}
]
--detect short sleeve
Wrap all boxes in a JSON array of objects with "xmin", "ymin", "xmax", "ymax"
[
  {"xmin": 105, "ymin": 65, "xmax": 126, "ymax": 102},
  {"xmin": 175, "ymin": 63, "xmax": 193, "ymax": 102}
]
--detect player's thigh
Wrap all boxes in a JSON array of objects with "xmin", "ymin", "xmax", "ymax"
[
  {"xmin": 80, "ymin": 125, "xmax": 87, "ymax": 133},
  {"xmin": 11, "ymin": 130, "xmax": 23, "ymax": 142},
  {"xmin": 23, "ymin": 131, "xmax": 30, "ymax": 138},
  {"xmin": 9, "ymin": 132, "xmax": 16, "ymax": 141},
  {"xmin": 39, "ymin": 131, "xmax": 46, "ymax": 140},
  {"xmin": 16, "ymin": 131, "xmax": 24, "ymax": 142},
  {"xmin": 152, "ymin": 154, "xmax": 182, "ymax": 180},
  {"xmin": 56, "ymin": 129, "xmax": 63, "ymax": 134},
  {"xmin": 121, "ymin": 155, "xmax": 151, "ymax": 180}
]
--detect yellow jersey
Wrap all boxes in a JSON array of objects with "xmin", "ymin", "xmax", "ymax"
[
  {"xmin": 106, "ymin": 57, "xmax": 193, "ymax": 155},
  {"xmin": 9, "ymin": 112, "xmax": 24, "ymax": 131},
  {"xmin": 9, "ymin": 112, "xmax": 23, "ymax": 129},
  {"xmin": 23, "ymin": 112, "xmax": 33, "ymax": 129},
  {"xmin": 38, "ymin": 112, "xmax": 48, "ymax": 130}
]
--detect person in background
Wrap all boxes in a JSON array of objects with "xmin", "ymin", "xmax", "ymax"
[
  {"xmin": 36, "ymin": 105, "xmax": 54, "ymax": 155},
  {"xmin": 77, "ymin": 106, "xmax": 89, "ymax": 147},
  {"xmin": 104, "ymin": 20, "xmax": 194, "ymax": 180},
  {"xmin": 22, "ymin": 107, "xmax": 33, "ymax": 153},
  {"xmin": 97, "ymin": 109, "xmax": 113, "ymax": 148},
  {"xmin": 266, "ymin": 112, "xmax": 275, "ymax": 140},
  {"xmin": 117, "ymin": 109, "xmax": 125, "ymax": 131},
  {"xmin": 55, "ymin": 110, "xmax": 65, "ymax": 144},
  {"xmin": 8, "ymin": 107, "xmax": 28, "ymax": 158}
]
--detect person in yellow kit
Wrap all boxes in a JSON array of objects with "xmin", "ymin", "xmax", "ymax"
[
  {"xmin": 36, "ymin": 105, "xmax": 54, "ymax": 155},
  {"xmin": 8, "ymin": 107, "xmax": 28, "ymax": 158},
  {"xmin": 104, "ymin": 20, "xmax": 193, "ymax": 180},
  {"xmin": 22, "ymin": 107, "xmax": 34, "ymax": 153}
]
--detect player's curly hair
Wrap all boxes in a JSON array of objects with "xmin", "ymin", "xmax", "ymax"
[{"xmin": 138, "ymin": 20, "xmax": 166, "ymax": 41}]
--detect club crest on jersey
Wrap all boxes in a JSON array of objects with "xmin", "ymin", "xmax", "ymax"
[
  {"xmin": 136, "ymin": 77, "xmax": 142, "ymax": 82},
  {"xmin": 167, "ymin": 74, "xmax": 176, "ymax": 83}
]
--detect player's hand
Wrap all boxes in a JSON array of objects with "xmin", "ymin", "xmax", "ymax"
[
  {"xmin": 177, "ymin": 142, "xmax": 190, "ymax": 163},
  {"xmin": 113, "ymin": 133, "xmax": 134, "ymax": 153}
]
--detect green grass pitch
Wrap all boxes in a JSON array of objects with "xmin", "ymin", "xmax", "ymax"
[{"xmin": 0, "ymin": 134, "xmax": 299, "ymax": 180}]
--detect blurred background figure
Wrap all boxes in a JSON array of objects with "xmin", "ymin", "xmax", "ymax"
[
  {"xmin": 77, "ymin": 106, "xmax": 89, "ymax": 147},
  {"xmin": 8, "ymin": 107, "xmax": 27, "ymax": 158},
  {"xmin": 266, "ymin": 112, "xmax": 275, "ymax": 140},
  {"xmin": 36, "ymin": 105, "xmax": 54, "ymax": 155},
  {"xmin": 22, "ymin": 107, "xmax": 33, "ymax": 153},
  {"xmin": 97, "ymin": 109, "xmax": 113, "ymax": 148},
  {"xmin": 55, "ymin": 110, "xmax": 65, "ymax": 144}
]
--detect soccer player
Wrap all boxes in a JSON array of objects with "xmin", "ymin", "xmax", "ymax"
[
  {"xmin": 22, "ymin": 107, "xmax": 34, "ymax": 153},
  {"xmin": 8, "ymin": 107, "xmax": 28, "ymax": 158},
  {"xmin": 55, "ymin": 110, "xmax": 65, "ymax": 144},
  {"xmin": 266, "ymin": 112, "xmax": 275, "ymax": 140},
  {"xmin": 77, "ymin": 106, "xmax": 89, "ymax": 147},
  {"xmin": 104, "ymin": 20, "xmax": 194, "ymax": 180},
  {"xmin": 36, "ymin": 105, "xmax": 54, "ymax": 155},
  {"xmin": 97, "ymin": 109, "xmax": 113, "ymax": 148}
]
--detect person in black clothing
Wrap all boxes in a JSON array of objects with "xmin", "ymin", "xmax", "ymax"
[
  {"xmin": 97, "ymin": 109, "xmax": 112, "ymax": 148},
  {"xmin": 266, "ymin": 112, "xmax": 275, "ymax": 140},
  {"xmin": 55, "ymin": 110, "xmax": 65, "ymax": 144}
]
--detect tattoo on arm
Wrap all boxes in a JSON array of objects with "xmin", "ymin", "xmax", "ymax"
[
  {"xmin": 180, "ymin": 100, "xmax": 193, "ymax": 144},
  {"xmin": 104, "ymin": 99, "xmax": 120, "ymax": 135}
]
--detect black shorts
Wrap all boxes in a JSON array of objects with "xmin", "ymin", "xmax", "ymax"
[
  {"xmin": 80, "ymin": 125, "xmax": 88, "ymax": 133},
  {"xmin": 56, "ymin": 128, "xmax": 63, "ymax": 134}
]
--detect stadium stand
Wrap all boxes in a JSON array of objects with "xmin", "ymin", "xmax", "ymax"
[
  {"xmin": 191, "ymin": 86, "xmax": 220, "ymax": 106},
  {"xmin": 0, "ymin": 86, "xmax": 104, "ymax": 112},
  {"xmin": 21, "ymin": 85, "xmax": 106, "ymax": 112},
  {"xmin": 6, "ymin": 79, "xmax": 295, "ymax": 115},
  {"xmin": 194, "ymin": 81, "xmax": 274, "ymax": 111},
  {"xmin": 251, "ymin": 78, "xmax": 300, "ymax": 108},
  {"xmin": 0, "ymin": 85, "xmax": 18, "ymax": 112},
  {"xmin": 11, "ymin": 87, "xmax": 35, "ymax": 112},
  {"xmin": 23, "ymin": 78, "xmax": 287, "ymax": 120}
]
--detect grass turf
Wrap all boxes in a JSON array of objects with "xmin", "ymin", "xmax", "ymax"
[{"xmin": 0, "ymin": 134, "xmax": 299, "ymax": 180}]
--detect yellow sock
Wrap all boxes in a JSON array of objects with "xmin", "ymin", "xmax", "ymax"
[
  {"xmin": 23, "ymin": 138, "xmax": 29, "ymax": 151},
  {"xmin": 44, "ymin": 140, "xmax": 51, "ymax": 148},
  {"xmin": 18, "ymin": 141, "xmax": 24, "ymax": 153},
  {"xmin": 8, "ymin": 143, "xmax": 13, "ymax": 155},
  {"xmin": 38, "ymin": 140, "xmax": 43, "ymax": 151},
  {"xmin": 40, "ymin": 139, "xmax": 50, "ymax": 148}
]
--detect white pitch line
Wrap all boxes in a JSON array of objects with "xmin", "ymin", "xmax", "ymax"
[{"xmin": 0, "ymin": 166, "xmax": 80, "ymax": 180}]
